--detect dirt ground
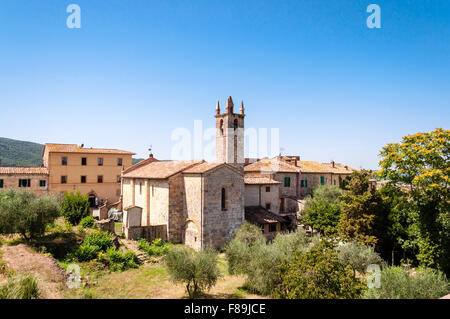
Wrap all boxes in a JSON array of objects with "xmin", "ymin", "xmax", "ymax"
[{"xmin": 0, "ymin": 244, "xmax": 68, "ymax": 299}]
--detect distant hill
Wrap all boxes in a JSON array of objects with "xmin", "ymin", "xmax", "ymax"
[
  {"xmin": 132, "ymin": 158, "xmax": 145, "ymax": 165},
  {"xmin": 0, "ymin": 137, "xmax": 44, "ymax": 167},
  {"xmin": 0, "ymin": 137, "xmax": 143, "ymax": 167}
]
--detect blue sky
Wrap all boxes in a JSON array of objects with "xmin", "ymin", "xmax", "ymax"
[{"xmin": 0, "ymin": 0, "xmax": 449, "ymax": 169}]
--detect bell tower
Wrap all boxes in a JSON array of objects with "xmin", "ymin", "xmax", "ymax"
[{"xmin": 215, "ymin": 96, "xmax": 245, "ymax": 165}]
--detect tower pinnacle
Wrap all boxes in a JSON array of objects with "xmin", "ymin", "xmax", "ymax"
[{"xmin": 226, "ymin": 96, "xmax": 234, "ymax": 114}]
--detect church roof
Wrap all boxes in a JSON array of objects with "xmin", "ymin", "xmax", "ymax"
[
  {"xmin": 183, "ymin": 162, "xmax": 225, "ymax": 174},
  {"xmin": 122, "ymin": 160, "xmax": 202, "ymax": 179},
  {"xmin": 183, "ymin": 162, "xmax": 243, "ymax": 175}
]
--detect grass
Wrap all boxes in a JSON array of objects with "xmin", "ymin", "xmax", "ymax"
[
  {"xmin": 63, "ymin": 252, "xmax": 264, "ymax": 299},
  {"xmin": 2, "ymin": 219, "xmax": 264, "ymax": 299}
]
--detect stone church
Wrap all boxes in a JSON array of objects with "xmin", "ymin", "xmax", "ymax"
[{"xmin": 121, "ymin": 97, "xmax": 248, "ymax": 249}]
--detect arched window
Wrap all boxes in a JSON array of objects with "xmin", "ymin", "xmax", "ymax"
[
  {"xmin": 233, "ymin": 119, "xmax": 238, "ymax": 131},
  {"xmin": 221, "ymin": 188, "xmax": 226, "ymax": 211},
  {"xmin": 220, "ymin": 119, "xmax": 224, "ymax": 135}
]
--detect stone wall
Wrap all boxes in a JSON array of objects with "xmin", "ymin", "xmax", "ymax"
[
  {"xmin": 273, "ymin": 172, "xmax": 298, "ymax": 198},
  {"xmin": 124, "ymin": 225, "xmax": 168, "ymax": 242},
  {"xmin": 95, "ymin": 219, "xmax": 115, "ymax": 233},
  {"xmin": 202, "ymin": 166, "xmax": 245, "ymax": 249},
  {"xmin": 183, "ymin": 175, "xmax": 203, "ymax": 250},
  {"xmin": 168, "ymin": 173, "xmax": 187, "ymax": 243}
]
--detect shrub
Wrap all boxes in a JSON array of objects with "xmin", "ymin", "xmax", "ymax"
[
  {"xmin": 336, "ymin": 241, "xmax": 383, "ymax": 276},
  {"xmin": 71, "ymin": 230, "xmax": 114, "ymax": 262},
  {"xmin": 225, "ymin": 225, "xmax": 312, "ymax": 295},
  {"xmin": 0, "ymin": 189, "xmax": 60, "ymax": 240},
  {"xmin": 80, "ymin": 216, "xmax": 96, "ymax": 229},
  {"xmin": 0, "ymin": 274, "xmax": 40, "ymax": 299},
  {"xmin": 364, "ymin": 266, "xmax": 450, "ymax": 299},
  {"xmin": 73, "ymin": 244, "xmax": 101, "ymax": 262},
  {"xmin": 138, "ymin": 238, "xmax": 172, "ymax": 257},
  {"xmin": 61, "ymin": 191, "xmax": 90, "ymax": 225},
  {"xmin": 165, "ymin": 246, "xmax": 220, "ymax": 298},
  {"xmin": 82, "ymin": 230, "xmax": 114, "ymax": 251},
  {"xmin": 98, "ymin": 248, "xmax": 139, "ymax": 272},
  {"xmin": 274, "ymin": 242, "xmax": 364, "ymax": 299}
]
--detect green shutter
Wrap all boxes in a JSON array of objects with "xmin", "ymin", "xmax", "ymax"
[
  {"xmin": 320, "ymin": 176, "xmax": 325, "ymax": 185},
  {"xmin": 300, "ymin": 180, "xmax": 304, "ymax": 187},
  {"xmin": 305, "ymin": 179, "xmax": 308, "ymax": 188}
]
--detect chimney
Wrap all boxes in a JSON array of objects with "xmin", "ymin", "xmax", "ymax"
[
  {"xmin": 331, "ymin": 161, "xmax": 335, "ymax": 168},
  {"xmin": 345, "ymin": 165, "xmax": 348, "ymax": 170}
]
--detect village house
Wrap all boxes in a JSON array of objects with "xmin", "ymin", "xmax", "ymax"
[
  {"xmin": 0, "ymin": 144, "xmax": 134, "ymax": 206},
  {"xmin": 0, "ymin": 166, "xmax": 49, "ymax": 196},
  {"xmin": 42, "ymin": 143, "xmax": 134, "ymax": 206},
  {"xmin": 278, "ymin": 155, "xmax": 356, "ymax": 197}
]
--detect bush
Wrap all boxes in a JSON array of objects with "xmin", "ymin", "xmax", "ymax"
[
  {"xmin": 61, "ymin": 191, "xmax": 90, "ymax": 225},
  {"xmin": 72, "ymin": 230, "xmax": 114, "ymax": 262},
  {"xmin": 274, "ymin": 242, "xmax": 364, "ymax": 299},
  {"xmin": 225, "ymin": 225, "xmax": 312, "ymax": 295},
  {"xmin": 98, "ymin": 248, "xmax": 139, "ymax": 272},
  {"xmin": 0, "ymin": 189, "xmax": 60, "ymax": 240},
  {"xmin": 364, "ymin": 266, "xmax": 450, "ymax": 299},
  {"xmin": 80, "ymin": 216, "xmax": 96, "ymax": 229},
  {"xmin": 0, "ymin": 274, "xmax": 40, "ymax": 299},
  {"xmin": 138, "ymin": 238, "xmax": 172, "ymax": 257},
  {"xmin": 336, "ymin": 241, "xmax": 383, "ymax": 276},
  {"xmin": 82, "ymin": 230, "xmax": 114, "ymax": 251},
  {"xmin": 165, "ymin": 246, "xmax": 220, "ymax": 298}
]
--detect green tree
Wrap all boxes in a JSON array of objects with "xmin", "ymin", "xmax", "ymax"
[
  {"xmin": 274, "ymin": 241, "xmax": 363, "ymax": 299},
  {"xmin": 336, "ymin": 241, "xmax": 383, "ymax": 277},
  {"xmin": 0, "ymin": 189, "xmax": 60, "ymax": 240},
  {"xmin": 377, "ymin": 128, "xmax": 450, "ymax": 273},
  {"xmin": 301, "ymin": 185, "xmax": 343, "ymax": 235},
  {"xmin": 61, "ymin": 191, "xmax": 90, "ymax": 225},
  {"xmin": 165, "ymin": 246, "xmax": 220, "ymax": 298},
  {"xmin": 338, "ymin": 170, "xmax": 387, "ymax": 247},
  {"xmin": 226, "ymin": 223, "xmax": 313, "ymax": 296}
]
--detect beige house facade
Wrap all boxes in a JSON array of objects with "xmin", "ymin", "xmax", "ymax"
[
  {"xmin": 0, "ymin": 166, "xmax": 49, "ymax": 196},
  {"xmin": 43, "ymin": 144, "xmax": 134, "ymax": 205}
]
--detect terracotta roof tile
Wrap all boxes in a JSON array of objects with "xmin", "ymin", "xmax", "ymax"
[
  {"xmin": 122, "ymin": 160, "xmax": 203, "ymax": 179},
  {"xmin": 244, "ymin": 176, "xmax": 281, "ymax": 185},
  {"xmin": 244, "ymin": 158, "xmax": 300, "ymax": 173},
  {"xmin": 44, "ymin": 143, "xmax": 134, "ymax": 155},
  {"xmin": 183, "ymin": 162, "xmax": 243, "ymax": 175},
  {"xmin": 245, "ymin": 206, "xmax": 289, "ymax": 224},
  {"xmin": 183, "ymin": 162, "xmax": 225, "ymax": 174},
  {"xmin": 0, "ymin": 166, "xmax": 49, "ymax": 175},
  {"xmin": 297, "ymin": 161, "xmax": 355, "ymax": 174}
]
